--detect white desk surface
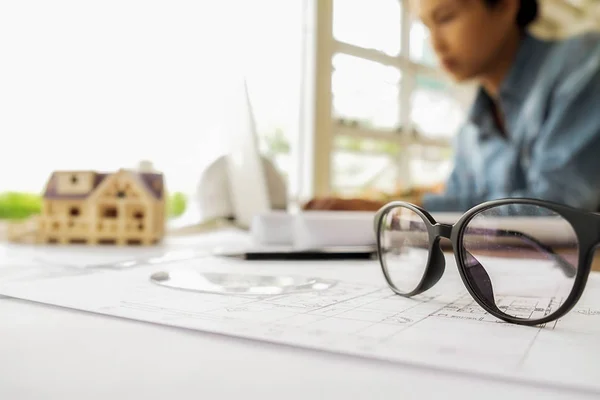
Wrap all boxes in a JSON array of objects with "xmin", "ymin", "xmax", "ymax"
[{"xmin": 0, "ymin": 228, "xmax": 598, "ymax": 400}]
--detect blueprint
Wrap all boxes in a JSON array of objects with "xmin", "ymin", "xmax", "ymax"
[{"xmin": 0, "ymin": 254, "xmax": 599, "ymax": 394}]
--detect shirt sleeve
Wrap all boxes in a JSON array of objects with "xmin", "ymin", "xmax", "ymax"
[{"xmin": 423, "ymin": 37, "xmax": 600, "ymax": 213}]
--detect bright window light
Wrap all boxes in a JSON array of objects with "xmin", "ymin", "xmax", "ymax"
[
  {"xmin": 332, "ymin": 0, "xmax": 401, "ymax": 56},
  {"xmin": 0, "ymin": 0, "xmax": 303, "ymax": 198}
]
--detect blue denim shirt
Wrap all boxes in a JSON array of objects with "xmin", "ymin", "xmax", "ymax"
[{"xmin": 422, "ymin": 31, "xmax": 600, "ymax": 212}]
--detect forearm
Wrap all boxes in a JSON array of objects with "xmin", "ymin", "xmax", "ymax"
[
  {"xmin": 421, "ymin": 192, "xmax": 484, "ymax": 212},
  {"xmin": 422, "ymin": 182, "xmax": 600, "ymax": 214}
]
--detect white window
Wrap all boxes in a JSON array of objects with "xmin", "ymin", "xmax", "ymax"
[{"xmin": 302, "ymin": 0, "xmax": 470, "ymax": 199}]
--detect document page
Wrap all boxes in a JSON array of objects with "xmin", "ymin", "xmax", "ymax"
[
  {"xmin": 0, "ymin": 255, "xmax": 598, "ymax": 394},
  {"xmin": 0, "ymin": 228, "xmax": 250, "ymax": 282}
]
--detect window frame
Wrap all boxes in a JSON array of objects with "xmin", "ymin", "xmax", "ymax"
[{"xmin": 301, "ymin": 0, "xmax": 457, "ymax": 199}]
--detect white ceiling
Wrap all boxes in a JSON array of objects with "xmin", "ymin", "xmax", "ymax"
[{"xmin": 533, "ymin": 0, "xmax": 600, "ymax": 37}]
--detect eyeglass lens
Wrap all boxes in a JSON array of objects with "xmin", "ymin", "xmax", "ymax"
[
  {"xmin": 379, "ymin": 204, "xmax": 579, "ymax": 321},
  {"xmin": 461, "ymin": 204, "xmax": 579, "ymax": 320},
  {"xmin": 379, "ymin": 207, "xmax": 430, "ymax": 294}
]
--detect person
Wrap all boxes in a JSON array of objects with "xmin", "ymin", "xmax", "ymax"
[{"xmin": 304, "ymin": 0, "xmax": 600, "ymax": 213}]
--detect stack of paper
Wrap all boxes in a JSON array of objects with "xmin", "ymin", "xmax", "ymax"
[{"xmin": 250, "ymin": 210, "xmax": 377, "ymax": 249}]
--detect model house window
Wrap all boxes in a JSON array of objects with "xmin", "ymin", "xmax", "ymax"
[{"xmin": 102, "ymin": 207, "xmax": 118, "ymax": 218}]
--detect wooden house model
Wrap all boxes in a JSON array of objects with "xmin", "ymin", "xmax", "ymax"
[{"xmin": 37, "ymin": 169, "xmax": 166, "ymax": 245}]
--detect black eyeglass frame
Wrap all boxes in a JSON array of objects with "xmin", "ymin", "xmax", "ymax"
[{"xmin": 373, "ymin": 197, "xmax": 600, "ymax": 326}]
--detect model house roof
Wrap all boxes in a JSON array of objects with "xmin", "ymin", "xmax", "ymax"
[
  {"xmin": 134, "ymin": 172, "xmax": 164, "ymax": 199},
  {"xmin": 43, "ymin": 170, "xmax": 164, "ymax": 200}
]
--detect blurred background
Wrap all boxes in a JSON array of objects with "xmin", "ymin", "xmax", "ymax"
[{"xmin": 0, "ymin": 0, "xmax": 598, "ymax": 220}]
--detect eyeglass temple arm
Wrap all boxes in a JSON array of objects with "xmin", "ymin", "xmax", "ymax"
[
  {"xmin": 376, "ymin": 214, "xmax": 576, "ymax": 278},
  {"xmin": 466, "ymin": 227, "xmax": 576, "ymax": 277}
]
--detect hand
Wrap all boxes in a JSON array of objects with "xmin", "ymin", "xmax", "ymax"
[
  {"xmin": 302, "ymin": 194, "xmax": 424, "ymax": 212},
  {"xmin": 302, "ymin": 197, "xmax": 386, "ymax": 211},
  {"xmin": 393, "ymin": 194, "xmax": 424, "ymax": 207}
]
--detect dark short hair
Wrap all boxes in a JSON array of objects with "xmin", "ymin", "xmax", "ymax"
[{"xmin": 484, "ymin": 0, "xmax": 539, "ymax": 28}]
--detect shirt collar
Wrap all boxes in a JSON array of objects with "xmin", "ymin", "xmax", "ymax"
[{"xmin": 498, "ymin": 32, "xmax": 549, "ymax": 100}]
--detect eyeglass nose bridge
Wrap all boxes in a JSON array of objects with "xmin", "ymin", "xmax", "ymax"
[
  {"xmin": 415, "ymin": 223, "xmax": 453, "ymax": 295},
  {"xmin": 432, "ymin": 223, "xmax": 453, "ymax": 240},
  {"xmin": 429, "ymin": 222, "xmax": 497, "ymax": 307}
]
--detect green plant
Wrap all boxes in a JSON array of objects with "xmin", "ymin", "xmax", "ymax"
[
  {"xmin": 263, "ymin": 127, "xmax": 290, "ymax": 156},
  {"xmin": 167, "ymin": 192, "xmax": 187, "ymax": 218},
  {"xmin": 0, "ymin": 190, "xmax": 188, "ymax": 221},
  {"xmin": 0, "ymin": 192, "xmax": 42, "ymax": 220}
]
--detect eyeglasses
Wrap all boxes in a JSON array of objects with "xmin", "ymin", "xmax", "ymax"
[{"xmin": 373, "ymin": 198, "xmax": 599, "ymax": 326}]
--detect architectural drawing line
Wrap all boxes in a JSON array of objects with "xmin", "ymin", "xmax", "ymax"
[
  {"xmin": 298, "ymin": 287, "xmax": 384, "ymax": 313},
  {"xmin": 381, "ymin": 293, "xmax": 468, "ymax": 341},
  {"xmin": 0, "ymin": 266, "xmax": 599, "ymax": 395},
  {"xmin": 517, "ymin": 326, "xmax": 543, "ymax": 368},
  {"xmin": 353, "ymin": 293, "xmax": 446, "ymax": 339},
  {"xmin": 265, "ymin": 288, "xmax": 390, "ymax": 332}
]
